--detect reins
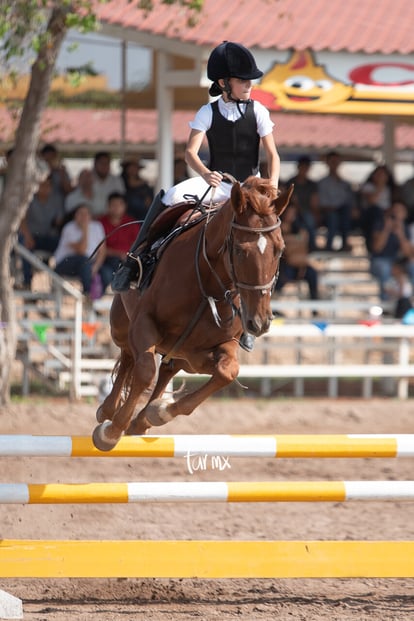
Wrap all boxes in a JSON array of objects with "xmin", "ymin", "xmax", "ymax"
[
  {"xmin": 88, "ymin": 185, "xmax": 213, "ymax": 265},
  {"xmin": 87, "ymin": 219, "xmax": 143, "ymax": 263},
  {"xmin": 195, "ymin": 223, "xmax": 238, "ymax": 327},
  {"xmin": 196, "ymin": 196, "xmax": 282, "ymax": 326},
  {"xmin": 161, "ymin": 183, "xmax": 220, "ymax": 364}
]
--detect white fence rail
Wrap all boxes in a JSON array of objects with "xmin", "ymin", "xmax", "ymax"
[{"xmin": 58, "ymin": 322, "xmax": 414, "ymax": 399}]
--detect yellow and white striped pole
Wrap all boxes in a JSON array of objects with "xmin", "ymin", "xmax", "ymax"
[
  {"xmin": 0, "ymin": 434, "xmax": 413, "ymax": 458},
  {"xmin": 2, "ymin": 481, "xmax": 414, "ymax": 503}
]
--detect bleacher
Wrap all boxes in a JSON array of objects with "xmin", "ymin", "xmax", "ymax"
[{"xmin": 12, "ymin": 234, "xmax": 414, "ymax": 399}]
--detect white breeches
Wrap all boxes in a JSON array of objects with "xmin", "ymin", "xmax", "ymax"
[{"xmin": 162, "ymin": 176, "xmax": 232, "ymax": 206}]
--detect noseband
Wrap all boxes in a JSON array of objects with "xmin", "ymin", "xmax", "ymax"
[{"xmin": 229, "ymin": 217, "xmax": 282, "ymax": 294}]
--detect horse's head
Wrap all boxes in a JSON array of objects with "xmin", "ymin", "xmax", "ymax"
[{"xmin": 229, "ymin": 177, "xmax": 293, "ymax": 337}]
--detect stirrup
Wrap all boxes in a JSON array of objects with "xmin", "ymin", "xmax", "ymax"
[{"xmin": 127, "ymin": 252, "xmax": 143, "ymax": 289}]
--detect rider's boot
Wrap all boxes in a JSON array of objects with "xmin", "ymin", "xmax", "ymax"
[
  {"xmin": 239, "ymin": 333, "xmax": 255, "ymax": 352},
  {"xmin": 112, "ymin": 190, "xmax": 165, "ymax": 292},
  {"xmin": 111, "ymin": 253, "xmax": 142, "ymax": 292}
]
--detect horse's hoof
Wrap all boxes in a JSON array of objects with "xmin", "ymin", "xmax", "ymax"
[
  {"xmin": 125, "ymin": 419, "xmax": 149, "ymax": 436},
  {"xmin": 96, "ymin": 405, "xmax": 109, "ymax": 423},
  {"xmin": 144, "ymin": 399, "xmax": 174, "ymax": 427},
  {"xmin": 92, "ymin": 421, "xmax": 119, "ymax": 452}
]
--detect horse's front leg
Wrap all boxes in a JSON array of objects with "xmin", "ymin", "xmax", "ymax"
[
  {"xmin": 138, "ymin": 342, "xmax": 240, "ymax": 430},
  {"xmin": 126, "ymin": 357, "xmax": 183, "ymax": 435}
]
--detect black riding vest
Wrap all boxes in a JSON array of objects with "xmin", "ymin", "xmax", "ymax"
[{"xmin": 206, "ymin": 100, "xmax": 260, "ymax": 182}]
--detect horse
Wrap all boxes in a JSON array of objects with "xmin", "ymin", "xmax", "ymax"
[{"xmin": 92, "ymin": 177, "xmax": 292, "ymax": 451}]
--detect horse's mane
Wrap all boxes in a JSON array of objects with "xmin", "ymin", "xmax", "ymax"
[{"xmin": 239, "ymin": 176, "xmax": 279, "ymax": 216}]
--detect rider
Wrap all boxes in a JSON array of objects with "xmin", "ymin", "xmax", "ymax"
[{"xmin": 111, "ymin": 41, "xmax": 281, "ymax": 349}]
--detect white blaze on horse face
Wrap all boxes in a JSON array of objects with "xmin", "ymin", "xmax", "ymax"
[{"xmin": 257, "ymin": 234, "xmax": 267, "ymax": 254}]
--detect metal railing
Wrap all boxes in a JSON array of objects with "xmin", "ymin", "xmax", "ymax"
[{"xmin": 14, "ymin": 243, "xmax": 83, "ymax": 399}]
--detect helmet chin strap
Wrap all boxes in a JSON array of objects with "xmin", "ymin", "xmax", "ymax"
[{"xmin": 223, "ymin": 78, "xmax": 251, "ymax": 118}]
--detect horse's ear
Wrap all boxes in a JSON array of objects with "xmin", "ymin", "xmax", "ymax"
[
  {"xmin": 273, "ymin": 183, "xmax": 294, "ymax": 216},
  {"xmin": 230, "ymin": 181, "xmax": 246, "ymax": 214}
]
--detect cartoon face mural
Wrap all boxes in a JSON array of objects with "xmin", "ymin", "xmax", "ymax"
[
  {"xmin": 252, "ymin": 50, "xmax": 352, "ymax": 112},
  {"xmin": 252, "ymin": 49, "xmax": 414, "ymax": 115}
]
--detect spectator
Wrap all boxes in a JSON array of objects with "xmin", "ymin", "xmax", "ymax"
[
  {"xmin": 39, "ymin": 143, "xmax": 73, "ymax": 211},
  {"xmin": 318, "ymin": 151, "xmax": 355, "ymax": 252},
  {"xmin": 90, "ymin": 151, "xmax": 125, "ymax": 217},
  {"xmin": 120, "ymin": 157, "xmax": 153, "ymax": 222},
  {"xmin": 18, "ymin": 175, "xmax": 63, "ymax": 289},
  {"xmin": 399, "ymin": 169, "xmax": 414, "ymax": 222},
  {"xmin": 361, "ymin": 164, "xmax": 396, "ymax": 212},
  {"xmin": 65, "ymin": 168, "xmax": 95, "ymax": 214},
  {"xmin": 54, "ymin": 203, "xmax": 106, "ymax": 299},
  {"xmin": 360, "ymin": 165, "xmax": 396, "ymax": 250},
  {"xmin": 274, "ymin": 200, "xmax": 319, "ymax": 304},
  {"xmin": 369, "ymin": 201, "xmax": 414, "ymax": 301},
  {"xmin": 99, "ymin": 192, "xmax": 140, "ymax": 293},
  {"xmin": 384, "ymin": 258, "xmax": 413, "ymax": 319},
  {"xmin": 286, "ymin": 155, "xmax": 319, "ymax": 251}
]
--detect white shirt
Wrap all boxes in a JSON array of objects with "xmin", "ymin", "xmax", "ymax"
[
  {"xmin": 361, "ymin": 182, "xmax": 391, "ymax": 211},
  {"xmin": 189, "ymin": 98, "xmax": 274, "ymax": 138},
  {"xmin": 163, "ymin": 98, "xmax": 274, "ymax": 206},
  {"xmin": 65, "ymin": 188, "xmax": 94, "ymax": 213},
  {"xmin": 90, "ymin": 173, "xmax": 125, "ymax": 216},
  {"xmin": 54, "ymin": 220, "xmax": 105, "ymax": 265}
]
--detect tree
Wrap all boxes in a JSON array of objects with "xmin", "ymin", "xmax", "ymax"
[{"xmin": 0, "ymin": 0, "xmax": 203, "ymax": 405}]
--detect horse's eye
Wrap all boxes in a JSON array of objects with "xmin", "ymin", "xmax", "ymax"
[{"xmin": 233, "ymin": 245, "xmax": 244, "ymax": 257}]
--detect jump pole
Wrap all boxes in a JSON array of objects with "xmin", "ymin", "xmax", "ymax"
[
  {"xmin": 2, "ymin": 481, "xmax": 414, "ymax": 503},
  {"xmin": 2, "ymin": 436, "xmax": 414, "ymax": 579},
  {"xmin": 1, "ymin": 540, "xmax": 414, "ymax": 578},
  {"xmin": 1, "ymin": 434, "xmax": 414, "ymax": 458}
]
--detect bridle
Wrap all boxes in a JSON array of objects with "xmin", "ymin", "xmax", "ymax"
[
  {"xmin": 229, "ymin": 218, "xmax": 282, "ymax": 293},
  {"xmin": 195, "ymin": 205, "xmax": 282, "ymax": 327}
]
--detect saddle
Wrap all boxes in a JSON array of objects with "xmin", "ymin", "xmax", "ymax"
[
  {"xmin": 147, "ymin": 201, "xmax": 204, "ymax": 245},
  {"xmin": 137, "ymin": 201, "xmax": 220, "ymax": 290}
]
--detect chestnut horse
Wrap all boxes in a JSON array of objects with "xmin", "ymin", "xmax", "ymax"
[{"xmin": 92, "ymin": 177, "xmax": 292, "ymax": 451}]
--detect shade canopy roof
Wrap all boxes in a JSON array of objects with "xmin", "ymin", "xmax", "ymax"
[
  {"xmin": 96, "ymin": 0, "xmax": 414, "ymax": 55},
  {"xmin": 2, "ymin": 108, "xmax": 414, "ymax": 158}
]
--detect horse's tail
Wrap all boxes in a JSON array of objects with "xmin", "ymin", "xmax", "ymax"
[{"xmin": 111, "ymin": 351, "xmax": 135, "ymax": 405}]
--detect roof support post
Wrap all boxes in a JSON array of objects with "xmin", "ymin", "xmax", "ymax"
[
  {"xmin": 120, "ymin": 40, "xmax": 127, "ymax": 161},
  {"xmin": 382, "ymin": 116, "xmax": 395, "ymax": 173},
  {"xmin": 156, "ymin": 51, "xmax": 174, "ymax": 193}
]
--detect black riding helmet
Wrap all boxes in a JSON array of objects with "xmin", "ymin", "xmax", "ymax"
[{"xmin": 207, "ymin": 41, "xmax": 263, "ymax": 97}]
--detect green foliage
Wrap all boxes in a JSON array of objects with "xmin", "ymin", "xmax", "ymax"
[
  {"xmin": 47, "ymin": 89, "xmax": 121, "ymax": 109},
  {"xmin": 0, "ymin": 0, "xmax": 204, "ymax": 68},
  {"xmin": 61, "ymin": 61, "xmax": 100, "ymax": 88},
  {"xmin": 138, "ymin": 0, "xmax": 203, "ymax": 8},
  {"xmin": 66, "ymin": 61, "xmax": 99, "ymax": 77},
  {"xmin": 0, "ymin": 1, "xmax": 99, "ymax": 67}
]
